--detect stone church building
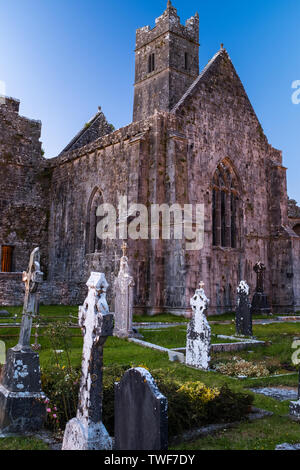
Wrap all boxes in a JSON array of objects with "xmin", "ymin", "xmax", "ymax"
[{"xmin": 0, "ymin": 1, "xmax": 299, "ymax": 315}]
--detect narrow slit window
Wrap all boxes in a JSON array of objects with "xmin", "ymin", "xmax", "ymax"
[
  {"xmin": 85, "ymin": 188, "xmax": 103, "ymax": 254},
  {"xmin": 1, "ymin": 246, "xmax": 13, "ymax": 272},
  {"xmin": 212, "ymin": 189, "xmax": 217, "ymax": 246},
  {"xmin": 184, "ymin": 52, "xmax": 188, "ymax": 70},
  {"xmin": 148, "ymin": 53, "xmax": 155, "ymax": 73}
]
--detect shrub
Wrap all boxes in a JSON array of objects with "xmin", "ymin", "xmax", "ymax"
[
  {"xmin": 41, "ymin": 364, "xmax": 253, "ymax": 439},
  {"xmin": 41, "ymin": 365, "xmax": 80, "ymax": 433}
]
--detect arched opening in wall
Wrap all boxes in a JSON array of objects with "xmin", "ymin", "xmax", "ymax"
[
  {"xmin": 85, "ymin": 188, "xmax": 103, "ymax": 254},
  {"xmin": 293, "ymin": 224, "xmax": 300, "ymax": 237},
  {"xmin": 1, "ymin": 246, "xmax": 13, "ymax": 272},
  {"xmin": 212, "ymin": 160, "xmax": 241, "ymax": 248}
]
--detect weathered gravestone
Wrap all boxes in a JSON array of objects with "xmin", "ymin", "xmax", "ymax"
[
  {"xmin": 289, "ymin": 369, "xmax": 300, "ymax": 420},
  {"xmin": 251, "ymin": 262, "xmax": 271, "ymax": 315},
  {"xmin": 62, "ymin": 272, "xmax": 113, "ymax": 450},
  {"xmin": 0, "ymin": 247, "xmax": 46, "ymax": 433},
  {"xmin": 0, "ymin": 310, "xmax": 11, "ymax": 318},
  {"xmin": 113, "ymin": 243, "xmax": 137, "ymax": 339},
  {"xmin": 115, "ymin": 367, "xmax": 168, "ymax": 450},
  {"xmin": 186, "ymin": 282, "xmax": 211, "ymax": 370},
  {"xmin": 236, "ymin": 281, "xmax": 253, "ymax": 337}
]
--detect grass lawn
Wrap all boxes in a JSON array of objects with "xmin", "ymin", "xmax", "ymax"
[
  {"xmin": 0, "ymin": 307, "xmax": 300, "ymax": 450},
  {"xmin": 0, "ymin": 437, "xmax": 49, "ymax": 450}
]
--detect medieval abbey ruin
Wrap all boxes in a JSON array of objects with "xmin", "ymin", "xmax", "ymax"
[{"xmin": 0, "ymin": 1, "xmax": 299, "ymax": 315}]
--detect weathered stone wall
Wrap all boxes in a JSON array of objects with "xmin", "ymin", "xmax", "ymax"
[
  {"xmin": 60, "ymin": 109, "xmax": 114, "ymax": 155},
  {"xmin": 45, "ymin": 119, "xmax": 153, "ymax": 307},
  {"xmin": 0, "ymin": 97, "xmax": 50, "ymax": 306},
  {"xmin": 288, "ymin": 199, "xmax": 300, "ymax": 235}
]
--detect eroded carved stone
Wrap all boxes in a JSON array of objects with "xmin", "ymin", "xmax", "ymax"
[
  {"xmin": 251, "ymin": 262, "xmax": 271, "ymax": 315},
  {"xmin": 186, "ymin": 282, "xmax": 211, "ymax": 370},
  {"xmin": 62, "ymin": 272, "xmax": 113, "ymax": 450},
  {"xmin": 236, "ymin": 281, "xmax": 252, "ymax": 337},
  {"xmin": 113, "ymin": 243, "xmax": 136, "ymax": 338},
  {"xmin": 0, "ymin": 247, "xmax": 46, "ymax": 434}
]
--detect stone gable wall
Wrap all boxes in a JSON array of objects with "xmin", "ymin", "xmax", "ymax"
[{"xmin": 168, "ymin": 50, "xmax": 297, "ymax": 313}]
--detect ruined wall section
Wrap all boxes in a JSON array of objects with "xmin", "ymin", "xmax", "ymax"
[
  {"xmin": 288, "ymin": 199, "xmax": 300, "ymax": 234},
  {"xmin": 0, "ymin": 97, "xmax": 51, "ymax": 305}
]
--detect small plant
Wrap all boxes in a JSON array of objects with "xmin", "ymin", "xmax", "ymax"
[
  {"xmin": 215, "ymin": 357, "xmax": 269, "ymax": 378},
  {"xmin": 44, "ymin": 321, "xmax": 73, "ymax": 368},
  {"xmin": 41, "ymin": 365, "xmax": 80, "ymax": 433},
  {"xmin": 177, "ymin": 381, "xmax": 220, "ymax": 404}
]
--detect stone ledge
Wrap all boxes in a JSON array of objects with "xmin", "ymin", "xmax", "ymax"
[{"xmin": 0, "ymin": 272, "xmax": 22, "ymax": 280}]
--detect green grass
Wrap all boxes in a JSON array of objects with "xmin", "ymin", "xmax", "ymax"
[
  {"xmin": 0, "ymin": 437, "xmax": 49, "ymax": 450},
  {"xmin": 140, "ymin": 326, "xmax": 240, "ymax": 349},
  {"xmin": 133, "ymin": 313, "xmax": 189, "ymax": 323},
  {"xmin": 171, "ymin": 415, "xmax": 300, "ymax": 450}
]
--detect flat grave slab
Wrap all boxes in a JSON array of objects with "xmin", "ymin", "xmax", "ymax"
[{"xmin": 249, "ymin": 387, "xmax": 298, "ymax": 402}]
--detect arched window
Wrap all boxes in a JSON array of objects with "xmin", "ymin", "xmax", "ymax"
[
  {"xmin": 85, "ymin": 188, "xmax": 103, "ymax": 254},
  {"xmin": 212, "ymin": 160, "xmax": 241, "ymax": 248},
  {"xmin": 293, "ymin": 224, "xmax": 300, "ymax": 237}
]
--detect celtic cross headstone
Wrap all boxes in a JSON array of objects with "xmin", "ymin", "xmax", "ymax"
[
  {"xmin": 62, "ymin": 272, "xmax": 113, "ymax": 450},
  {"xmin": 236, "ymin": 281, "xmax": 252, "ymax": 337},
  {"xmin": 251, "ymin": 261, "xmax": 271, "ymax": 315},
  {"xmin": 0, "ymin": 247, "xmax": 46, "ymax": 433},
  {"xmin": 113, "ymin": 242, "xmax": 137, "ymax": 338},
  {"xmin": 186, "ymin": 282, "xmax": 211, "ymax": 370}
]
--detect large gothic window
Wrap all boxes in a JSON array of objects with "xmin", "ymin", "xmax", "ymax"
[
  {"xmin": 212, "ymin": 160, "xmax": 241, "ymax": 248},
  {"xmin": 85, "ymin": 188, "xmax": 103, "ymax": 254}
]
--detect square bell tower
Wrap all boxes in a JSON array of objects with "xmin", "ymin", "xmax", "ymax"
[{"xmin": 133, "ymin": 1, "xmax": 199, "ymax": 122}]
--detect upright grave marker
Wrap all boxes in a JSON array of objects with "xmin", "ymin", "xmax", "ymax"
[
  {"xmin": 289, "ymin": 369, "xmax": 300, "ymax": 420},
  {"xmin": 236, "ymin": 281, "xmax": 253, "ymax": 337},
  {"xmin": 186, "ymin": 282, "xmax": 211, "ymax": 370},
  {"xmin": 251, "ymin": 261, "xmax": 271, "ymax": 315},
  {"xmin": 62, "ymin": 272, "xmax": 113, "ymax": 450},
  {"xmin": 115, "ymin": 367, "xmax": 168, "ymax": 450},
  {"xmin": 0, "ymin": 247, "xmax": 46, "ymax": 433},
  {"xmin": 113, "ymin": 242, "xmax": 136, "ymax": 338}
]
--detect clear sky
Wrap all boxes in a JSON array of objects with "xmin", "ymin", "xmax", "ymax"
[{"xmin": 0, "ymin": 0, "xmax": 299, "ymax": 202}]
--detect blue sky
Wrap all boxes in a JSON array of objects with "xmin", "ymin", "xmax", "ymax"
[{"xmin": 0, "ymin": 0, "xmax": 299, "ymax": 201}]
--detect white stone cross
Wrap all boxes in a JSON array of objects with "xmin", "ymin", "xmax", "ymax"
[
  {"xmin": 186, "ymin": 282, "xmax": 211, "ymax": 370},
  {"xmin": 113, "ymin": 246, "xmax": 135, "ymax": 338},
  {"xmin": 62, "ymin": 272, "xmax": 113, "ymax": 450}
]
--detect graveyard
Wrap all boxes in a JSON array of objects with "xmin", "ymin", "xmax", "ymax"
[{"xmin": 1, "ymin": 292, "xmax": 300, "ymax": 450}]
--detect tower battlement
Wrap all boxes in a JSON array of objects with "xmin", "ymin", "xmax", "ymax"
[
  {"xmin": 0, "ymin": 96, "xmax": 20, "ymax": 113},
  {"xmin": 136, "ymin": 2, "xmax": 199, "ymax": 50}
]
